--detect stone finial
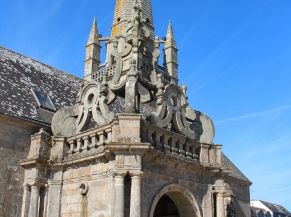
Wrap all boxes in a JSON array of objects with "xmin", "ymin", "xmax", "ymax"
[
  {"xmin": 84, "ymin": 17, "xmax": 101, "ymax": 81},
  {"xmin": 165, "ymin": 20, "xmax": 176, "ymax": 47},
  {"xmin": 164, "ymin": 20, "xmax": 178, "ymax": 83},
  {"xmin": 87, "ymin": 17, "xmax": 99, "ymax": 46}
]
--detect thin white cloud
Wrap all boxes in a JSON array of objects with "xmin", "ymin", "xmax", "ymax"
[{"xmin": 216, "ymin": 105, "xmax": 291, "ymax": 124}]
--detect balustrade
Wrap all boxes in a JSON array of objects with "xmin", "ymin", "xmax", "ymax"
[
  {"xmin": 142, "ymin": 121, "xmax": 200, "ymax": 162},
  {"xmin": 92, "ymin": 65, "xmax": 116, "ymax": 82},
  {"xmin": 66, "ymin": 127, "xmax": 112, "ymax": 155}
]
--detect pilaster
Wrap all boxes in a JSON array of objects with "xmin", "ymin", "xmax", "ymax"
[
  {"xmin": 28, "ymin": 185, "xmax": 39, "ymax": 217},
  {"xmin": 114, "ymin": 173, "xmax": 126, "ymax": 217},
  {"xmin": 130, "ymin": 172, "xmax": 143, "ymax": 217}
]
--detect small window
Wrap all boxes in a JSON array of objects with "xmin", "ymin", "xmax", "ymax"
[{"xmin": 31, "ymin": 89, "xmax": 56, "ymax": 111}]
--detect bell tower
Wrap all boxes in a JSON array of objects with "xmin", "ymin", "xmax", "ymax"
[{"xmin": 111, "ymin": 0, "xmax": 154, "ymax": 38}]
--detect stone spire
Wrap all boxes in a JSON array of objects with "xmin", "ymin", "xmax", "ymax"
[
  {"xmin": 111, "ymin": 0, "xmax": 154, "ymax": 38},
  {"xmin": 84, "ymin": 17, "xmax": 101, "ymax": 81},
  {"xmin": 164, "ymin": 21, "xmax": 178, "ymax": 83},
  {"xmin": 165, "ymin": 21, "xmax": 176, "ymax": 47}
]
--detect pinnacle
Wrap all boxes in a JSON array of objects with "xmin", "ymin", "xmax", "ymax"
[
  {"xmin": 87, "ymin": 17, "xmax": 99, "ymax": 45},
  {"xmin": 167, "ymin": 20, "xmax": 174, "ymax": 39},
  {"xmin": 166, "ymin": 20, "xmax": 176, "ymax": 47}
]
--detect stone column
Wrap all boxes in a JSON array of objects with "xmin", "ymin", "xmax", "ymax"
[
  {"xmin": 130, "ymin": 173, "xmax": 142, "ymax": 217},
  {"xmin": 216, "ymin": 192, "xmax": 225, "ymax": 217},
  {"xmin": 21, "ymin": 184, "xmax": 31, "ymax": 217},
  {"xmin": 46, "ymin": 180, "xmax": 62, "ymax": 217},
  {"xmin": 28, "ymin": 185, "xmax": 39, "ymax": 217},
  {"xmin": 114, "ymin": 174, "xmax": 125, "ymax": 217}
]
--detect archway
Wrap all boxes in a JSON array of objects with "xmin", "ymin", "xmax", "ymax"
[
  {"xmin": 154, "ymin": 195, "xmax": 179, "ymax": 217},
  {"xmin": 150, "ymin": 184, "xmax": 202, "ymax": 217}
]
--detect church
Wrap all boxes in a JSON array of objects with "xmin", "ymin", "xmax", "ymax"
[{"xmin": 0, "ymin": 0, "xmax": 252, "ymax": 217}]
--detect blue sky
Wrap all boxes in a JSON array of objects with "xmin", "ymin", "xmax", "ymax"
[{"xmin": 1, "ymin": 0, "xmax": 291, "ymax": 211}]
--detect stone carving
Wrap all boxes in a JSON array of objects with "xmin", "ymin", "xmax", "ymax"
[
  {"xmin": 76, "ymin": 81, "xmax": 115, "ymax": 132},
  {"xmin": 51, "ymin": 0, "xmax": 215, "ymax": 145},
  {"xmin": 52, "ymin": 81, "xmax": 115, "ymax": 137},
  {"xmin": 185, "ymin": 106, "xmax": 215, "ymax": 144},
  {"xmin": 80, "ymin": 183, "xmax": 89, "ymax": 217},
  {"xmin": 51, "ymin": 104, "xmax": 79, "ymax": 137},
  {"xmin": 149, "ymin": 83, "xmax": 199, "ymax": 140},
  {"xmin": 80, "ymin": 183, "xmax": 89, "ymax": 196}
]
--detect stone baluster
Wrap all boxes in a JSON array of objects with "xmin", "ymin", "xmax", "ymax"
[
  {"xmin": 67, "ymin": 139, "xmax": 74, "ymax": 154},
  {"xmin": 147, "ymin": 129, "xmax": 154, "ymax": 145},
  {"xmin": 106, "ymin": 129, "xmax": 112, "ymax": 143},
  {"xmin": 178, "ymin": 142, "xmax": 185, "ymax": 157},
  {"xmin": 114, "ymin": 174, "xmax": 125, "ymax": 217},
  {"xmin": 98, "ymin": 132, "xmax": 104, "ymax": 146},
  {"xmin": 155, "ymin": 132, "xmax": 162, "ymax": 149},
  {"xmin": 28, "ymin": 185, "xmax": 39, "ymax": 217},
  {"xmin": 164, "ymin": 135, "xmax": 171, "ymax": 153},
  {"xmin": 75, "ymin": 138, "xmax": 82, "ymax": 153},
  {"xmin": 89, "ymin": 133, "xmax": 96, "ymax": 149},
  {"xmin": 170, "ymin": 137, "xmax": 176, "ymax": 153},
  {"xmin": 185, "ymin": 143, "xmax": 192, "ymax": 159},
  {"xmin": 82, "ymin": 136, "xmax": 89, "ymax": 151},
  {"xmin": 130, "ymin": 172, "xmax": 143, "ymax": 217}
]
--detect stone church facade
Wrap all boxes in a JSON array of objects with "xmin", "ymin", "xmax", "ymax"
[{"xmin": 0, "ymin": 0, "xmax": 251, "ymax": 217}]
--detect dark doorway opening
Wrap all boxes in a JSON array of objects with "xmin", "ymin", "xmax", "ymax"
[{"xmin": 154, "ymin": 195, "xmax": 180, "ymax": 217}]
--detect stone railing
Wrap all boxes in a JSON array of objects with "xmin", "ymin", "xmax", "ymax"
[
  {"xmin": 49, "ymin": 115, "xmax": 221, "ymax": 167},
  {"xmin": 66, "ymin": 125, "xmax": 113, "ymax": 155},
  {"xmin": 92, "ymin": 65, "xmax": 116, "ymax": 82},
  {"xmin": 142, "ymin": 121, "xmax": 200, "ymax": 162}
]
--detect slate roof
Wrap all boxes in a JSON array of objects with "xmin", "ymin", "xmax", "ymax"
[
  {"xmin": 222, "ymin": 153, "xmax": 251, "ymax": 183},
  {"xmin": 0, "ymin": 46, "xmax": 82, "ymax": 124},
  {"xmin": 260, "ymin": 200, "xmax": 290, "ymax": 215},
  {"xmin": 251, "ymin": 207, "xmax": 271, "ymax": 217}
]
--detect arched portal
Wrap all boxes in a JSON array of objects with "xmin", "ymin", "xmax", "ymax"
[
  {"xmin": 154, "ymin": 195, "xmax": 179, "ymax": 217},
  {"xmin": 150, "ymin": 184, "xmax": 202, "ymax": 217}
]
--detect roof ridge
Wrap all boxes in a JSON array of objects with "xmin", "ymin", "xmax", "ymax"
[
  {"xmin": 222, "ymin": 152, "xmax": 252, "ymax": 183},
  {"xmin": 0, "ymin": 45, "xmax": 82, "ymax": 81}
]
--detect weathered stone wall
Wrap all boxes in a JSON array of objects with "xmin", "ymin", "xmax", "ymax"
[
  {"xmin": 60, "ymin": 161, "xmax": 115, "ymax": 217},
  {"xmin": 0, "ymin": 115, "xmax": 41, "ymax": 217}
]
